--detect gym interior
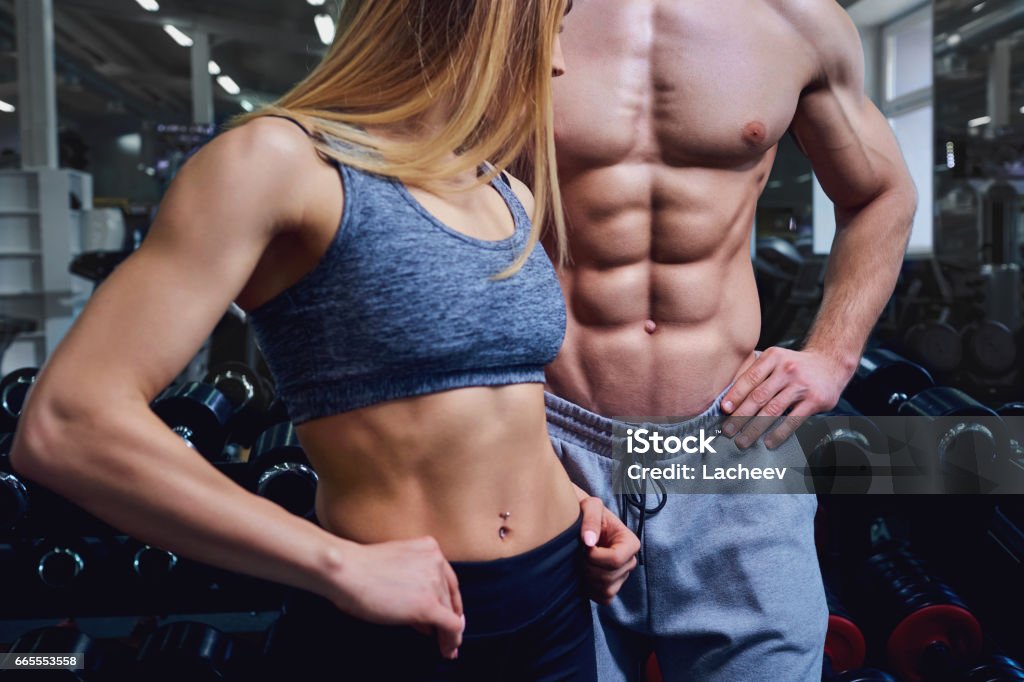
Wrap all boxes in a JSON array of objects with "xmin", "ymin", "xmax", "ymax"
[{"xmin": 0, "ymin": 0, "xmax": 1022, "ymax": 680}]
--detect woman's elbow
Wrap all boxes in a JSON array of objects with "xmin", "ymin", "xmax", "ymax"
[{"xmin": 8, "ymin": 394, "xmax": 94, "ymax": 484}]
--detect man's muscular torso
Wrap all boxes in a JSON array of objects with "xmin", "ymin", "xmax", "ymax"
[{"xmin": 547, "ymin": 0, "xmax": 830, "ymax": 416}]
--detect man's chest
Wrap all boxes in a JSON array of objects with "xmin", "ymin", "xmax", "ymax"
[{"xmin": 553, "ymin": 0, "xmax": 820, "ymax": 169}]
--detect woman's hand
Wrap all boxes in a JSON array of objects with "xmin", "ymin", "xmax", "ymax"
[
  {"xmin": 325, "ymin": 536, "xmax": 465, "ymax": 660},
  {"xmin": 579, "ymin": 496, "xmax": 640, "ymax": 604}
]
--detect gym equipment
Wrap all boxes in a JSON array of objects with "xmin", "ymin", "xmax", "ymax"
[
  {"xmin": 202, "ymin": 362, "xmax": 273, "ymax": 448},
  {"xmin": 151, "ymin": 382, "xmax": 233, "ymax": 461},
  {"xmin": 961, "ymin": 654, "xmax": 1024, "ymax": 681},
  {"xmin": 844, "ymin": 349, "xmax": 934, "ymax": 416},
  {"xmin": 250, "ymin": 423, "xmax": 318, "ymax": 519},
  {"xmin": 33, "ymin": 538, "xmax": 100, "ymax": 590},
  {"xmin": 136, "ymin": 621, "xmax": 238, "ymax": 682},
  {"xmin": 897, "ymin": 387, "xmax": 1011, "ymax": 493},
  {"xmin": 0, "ymin": 368, "xmax": 38, "ymax": 433},
  {"xmin": 128, "ymin": 542, "xmax": 179, "ymax": 585},
  {"xmin": 0, "ymin": 432, "xmax": 29, "ymax": 531},
  {"xmin": 863, "ymin": 546, "xmax": 983, "ymax": 681},
  {"xmin": 799, "ymin": 399, "xmax": 881, "ymax": 494},
  {"xmin": 962, "ymin": 319, "xmax": 1017, "ymax": 378},
  {"xmin": 823, "ymin": 579, "xmax": 867, "ymax": 674},
  {"xmin": 1, "ymin": 625, "xmax": 106, "ymax": 680},
  {"xmin": 904, "ymin": 311, "xmax": 963, "ymax": 375}
]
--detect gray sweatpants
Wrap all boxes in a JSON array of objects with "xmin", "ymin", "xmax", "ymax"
[{"xmin": 545, "ymin": 386, "xmax": 828, "ymax": 682}]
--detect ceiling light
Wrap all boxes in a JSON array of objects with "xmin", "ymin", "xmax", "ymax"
[
  {"xmin": 208, "ymin": 60, "xmax": 221, "ymax": 75},
  {"xmin": 0, "ymin": 100, "xmax": 15, "ymax": 113},
  {"xmin": 946, "ymin": 33, "xmax": 961, "ymax": 46},
  {"xmin": 136, "ymin": 0, "xmax": 160, "ymax": 11},
  {"xmin": 307, "ymin": 0, "xmax": 326, "ymax": 5},
  {"xmin": 967, "ymin": 115, "xmax": 991, "ymax": 128},
  {"xmin": 971, "ymin": 2, "xmax": 985, "ymax": 12},
  {"xmin": 217, "ymin": 75, "xmax": 241, "ymax": 95},
  {"xmin": 314, "ymin": 14, "xmax": 335, "ymax": 45},
  {"xmin": 240, "ymin": 99, "xmax": 254, "ymax": 112},
  {"xmin": 163, "ymin": 25, "xmax": 193, "ymax": 47}
]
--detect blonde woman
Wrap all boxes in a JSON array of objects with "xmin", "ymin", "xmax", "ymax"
[{"xmin": 11, "ymin": 0, "xmax": 639, "ymax": 679}]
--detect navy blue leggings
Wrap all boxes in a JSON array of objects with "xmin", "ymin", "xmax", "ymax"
[{"xmin": 262, "ymin": 515, "xmax": 595, "ymax": 681}]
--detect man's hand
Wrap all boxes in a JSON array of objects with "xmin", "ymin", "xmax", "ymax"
[
  {"xmin": 326, "ymin": 536, "xmax": 464, "ymax": 660},
  {"xmin": 579, "ymin": 496, "xmax": 640, "ymax": 604},
  {"xmin": 720, "ymin": 347, "xmax": 850, "ymax": 450}
]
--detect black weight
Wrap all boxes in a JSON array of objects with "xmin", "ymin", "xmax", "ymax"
[
  {"xmin": 963, "ymin": 320, "xmax": 1017, "ymax": 377},
  {"xmin": 151, "ymin": 382, "xmax": 233, "ymax": 460},
  {"xmin": 963, "ymin": 654, "xmax": 1024, "ymax": 682},
  {"xmin": 904, "ymin": 321, "xmax": 963, "ymax": 375},
  {"xmin": 1, "ymin": 625, "xmax": 100, "ymax": 680},
  {"xmin": 844, "ymin": 349, "xmax": 935, "ymax": 416},
  {"xmin": 0, "ymin": 432, "xmax": 29, "ymax": 531},
  {"xmin": 136, "ymin": 621, "xmax": 236, "ymax": 682},
  {"xmin": 250, "ymin": 423, "xmax": 318, "ymax": 519},
  {"xmin": 203, "ymin": 362, "xmax": 272, "ymax": 448},
  {"xmin": 0, "ymin": 368, "xmax": 38, "ymax": 432}
]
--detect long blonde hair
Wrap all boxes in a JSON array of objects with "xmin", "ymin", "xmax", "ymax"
[{"xmin": 232, "ymin": 0, "xmax": 568, "ymax": 276}]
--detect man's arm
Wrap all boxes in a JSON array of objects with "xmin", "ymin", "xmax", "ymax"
[{"xmin": 722, "ymin": 0, "xmax": 916, "ymax": 447}]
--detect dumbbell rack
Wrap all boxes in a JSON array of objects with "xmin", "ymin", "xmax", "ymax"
[{"xmin": 0, "ymin": 168, "xmax": 93, "ymax": 375}]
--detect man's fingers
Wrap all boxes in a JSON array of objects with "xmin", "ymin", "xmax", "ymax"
[
  {"xmin": 721, "ymin": 350, "xmax": 777, "ymax": 415},
  {"xmin": 764, "ymin": 407, "xmax": 815, "ymax": 449},
  {"xmin": 733, "ymin": 385, "xmax": 800, "ymax": 447},
  {"xmin": 579, "ymin": 497, "xmax": 603, "ymax": 547}
]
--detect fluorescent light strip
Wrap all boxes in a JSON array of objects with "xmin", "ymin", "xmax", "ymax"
[
  {"xmin": 314, "ymin": 14, "xmax": 335, "ymax": 45},
  {"xmin": 0, "ymin": 100, "xmax": 15, "ymax": 113},
  {"xmin": 136, "ymin": 0, "xmax": 160, "ymax": 11},
  {"xmin": 307, "ymin": 0, "xmax": 326, "ymax": 5},
  {"xmin": 967, "ymin": 115, "xmax": 991, "ymax": 128},
  {"xmin": 163, "ymin": 25, "xmax": 193, "ymax": 47},
  {"xmin": 217, "ymin": 75, "xmax": 241, "ymax": 95},
  {"xmin": 240, "ymin": 100, "xmax": 254, "ymax": 112},
  {"xmin": 208, "ymin": 60, "xmax": 221, "ymax": 75}
]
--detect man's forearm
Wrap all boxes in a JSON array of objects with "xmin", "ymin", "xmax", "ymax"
[{"xmin": 803, "ymin": 187, "xmax": 915, "ymax": 374}]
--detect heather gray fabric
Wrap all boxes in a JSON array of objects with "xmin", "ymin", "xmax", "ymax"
[
  {"xmin": 545, "ymin": 385, "xmax": 827, "ymax": 682},
  {"xmin": 248, "ymin": 130, "xmax": 566, "ymax": 424}
]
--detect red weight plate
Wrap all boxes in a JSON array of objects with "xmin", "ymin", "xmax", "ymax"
[
  {"xmin": 825, "ymin": 614, "xmax": 867, "ymax": 672},
  {"xmin": 887, "ymin": 605, "xmax": 983, "ymax": 681}
]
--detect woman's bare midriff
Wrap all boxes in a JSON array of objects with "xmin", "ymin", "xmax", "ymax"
[{"xmin": 293, "ymin": 383, "xmax": 581, "ymax": 562}]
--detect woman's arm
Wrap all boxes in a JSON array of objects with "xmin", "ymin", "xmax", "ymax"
[{"xmin": 9, "ymin": 117, "xmax": 463, "ymax": 658}]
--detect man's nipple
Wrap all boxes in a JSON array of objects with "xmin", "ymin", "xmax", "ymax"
[
  {"xmin": 644, "ymin": 319, "xmax": 657, "ymax": 335},
  {"xmin": 742, "ymin": 121, "xmax": 767, "ymax": 145}
]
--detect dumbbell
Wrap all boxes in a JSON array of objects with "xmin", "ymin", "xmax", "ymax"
[
  {"xmin": 960, "ymin": 653, "xmax": 1024, "ymax": 681},
  {"xmin": 0, "ymin": 367, "xmax": 38, "ymax": 433},
  {"xmin": 904, "ymin": 312, "xmax": 963, "ymax": 375},
  {"xmin": 823, "ymin": 578, "xmax": 868, "ymax": 676},
  {"xmin": 136, "ymin": 621, "xmax": 239, "ymax": 682},
  {"xmin": 962, "ymin": 320, "xmax": 1017, "ymax": 378},
  {"xmin": 203, "ymin": 362, "xmax": 273, "ymax": 448},
  {"xmin": 151, "ymin": 382, "xmax": 233, "ymax": 461},
  {"xmin": 862, "ymin": 546, "xmax": 983, "ymax": 682},
  {"xmin": 127, "ymin": 540, "xmax": 179, "ymax": 585},
  {"xmin": 896, "ymin": 387, "xmax": 1012, "ymax": 493},
  {"xmin": 0, "ymin": 625, "xmax": 121, "ymax": 680},
  {"xmin": 844, "ymin": 349, "xmax": 935, "ymax": 416},
  {"xmin": 250, "ymin": 423, "xmax": 318, "ymax": 519},
  {"xmin": 799, "ymin": 399, "xmax": 882, "ymax": 494},
  {"xmin": 32, "ymin": 537, "xmax": 103, "ymax": 590},
  {"xmin": 0, "ymin": 432, "xmax": 29, "ymax": 531}
]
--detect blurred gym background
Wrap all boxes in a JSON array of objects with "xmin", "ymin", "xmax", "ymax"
[{"xmin": 0, "ymin": 1, "xmax": 1021, "ymax": 680}]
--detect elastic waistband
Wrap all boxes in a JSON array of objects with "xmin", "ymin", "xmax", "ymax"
[
  {"xmin": 284, "ymin": 514, "xmax": 584, "ymax": 637},
  {"xmin": 543, "ymin": 387, "xmax": 732, "ymax": 460},
  {"xmin": 450, "ymin": 512, "xmax": 584, "ymax": 634}
]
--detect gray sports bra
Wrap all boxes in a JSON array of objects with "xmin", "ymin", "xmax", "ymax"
[{"xmin": 246, "ymin": 119, "xmax": 566, "ymax": 424}]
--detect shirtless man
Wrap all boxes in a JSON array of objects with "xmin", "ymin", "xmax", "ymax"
[{"xmin": 544, "ymin": 1, "xmax": 917, "ymax": 680}]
